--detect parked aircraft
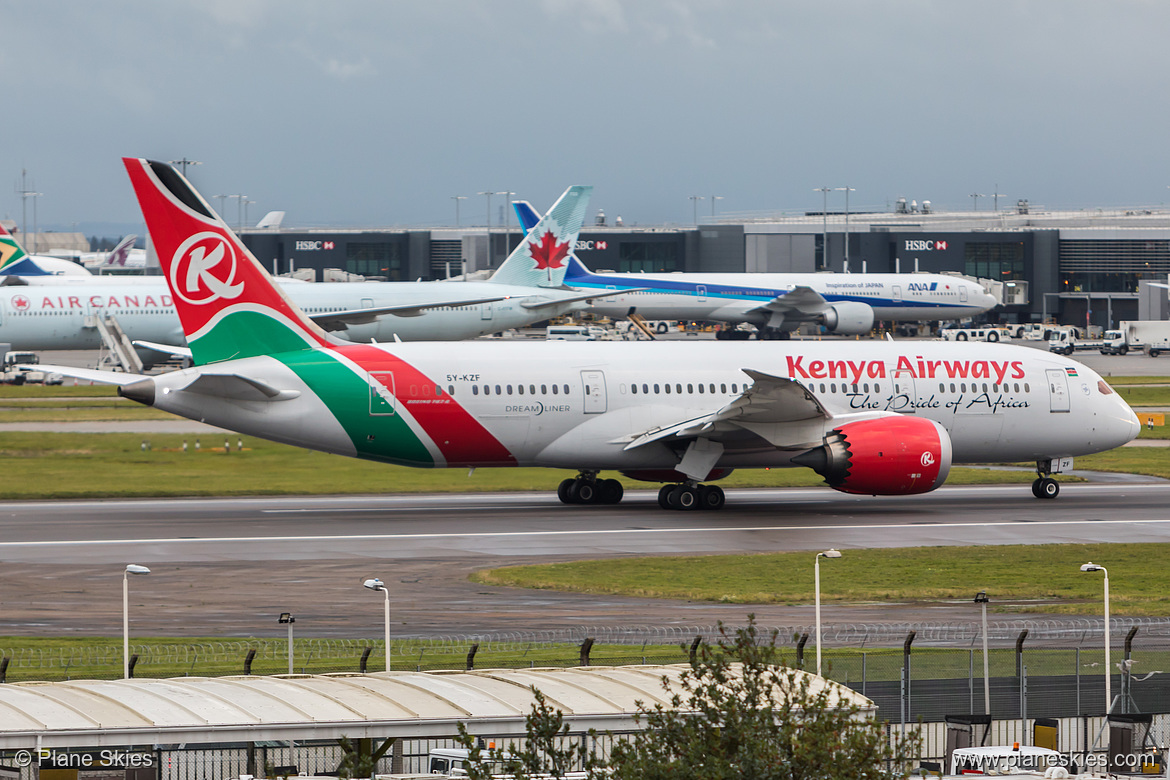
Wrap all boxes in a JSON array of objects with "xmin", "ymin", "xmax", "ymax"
[
  {"xmin": 515, "ymin": 202, "xmax": 998, "ymax": 338},
  {"xmin": 31, "ymin": 159, "xmax": 1139, "ymax": 509},
  {"xmin": 0, "ymin": 223, "xmax": 92, "ymax": 277},
  {"xmin": 0, "ymin": 185, "xmax": 627, "ymax": 358}
]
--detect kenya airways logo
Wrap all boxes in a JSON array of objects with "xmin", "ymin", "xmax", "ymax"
[
  {"xmin": 170, "ymin": 232, "xmax": 244, "ymax": 305},
  {"xmin": 527, "ymin": 229, "xmax": 569, "ymax": 272}
]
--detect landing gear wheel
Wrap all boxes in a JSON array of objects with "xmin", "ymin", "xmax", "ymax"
[
  {"xmin": 671, "ymin": 485, "xmax": 699, "ymax": 510},
  {"xmin": 597, "ymin": 478, "xmax": 624, "ymax": 505},
  {"xmin": 657, "ymin": 484, "xmax": 674, "ymax": 510},
  {"xmin": 557, "ymin": 478, "xmax": 575, "ymax": 505},
  {"xmin": 1038, "ymin": 477, "xmax": 1059, "ymax": 499},
  {"xmin": 569, "ymin": 479, "xmax": 597, "ymax": 504},
  {"xmin": 698, "ymin": 484, "xmax": 725, "ymax": 510}
]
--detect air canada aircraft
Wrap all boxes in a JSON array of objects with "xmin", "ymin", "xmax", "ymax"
[
  {"xmin": 0, "ymin": 185, "xmax": 627, "ymax": 357},
  {"xmin": 34, "ymin": 159, "xmax": 1140, "ymax": 510},
  {"xmin": 515, "ymin": 202, "xmax": 999, "ymax": 338}
]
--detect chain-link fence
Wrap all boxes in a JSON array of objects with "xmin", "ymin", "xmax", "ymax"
[{"xmin": 3, "ymin": 619, "xmax": 1168, "ymax": 722}]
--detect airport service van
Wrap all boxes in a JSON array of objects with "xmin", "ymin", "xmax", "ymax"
[{"xmin": 545, "ymin": 325, "xmax": 597, "ymax": 341}]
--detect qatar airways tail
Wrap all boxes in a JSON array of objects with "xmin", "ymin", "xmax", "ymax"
[{"xmin": 29, "ymin": 159, "xmax": 1139, "ymax": 512}]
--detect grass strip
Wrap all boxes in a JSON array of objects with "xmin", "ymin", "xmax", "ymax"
[{"xmin": 471, "ymin": 543, "xmax": 1170, "ymax": 616}]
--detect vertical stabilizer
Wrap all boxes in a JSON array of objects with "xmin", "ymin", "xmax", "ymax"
[
  {"xmin": 0, "ymin": 223, "xmax": 49, "ymax": 276},
  {"xmin": 487, "ymin": 185, "xmax": 591, "ymax": 287},
  {"xmin": 122, "ymin": 158, "xmax": 339, "ymax": 365}
]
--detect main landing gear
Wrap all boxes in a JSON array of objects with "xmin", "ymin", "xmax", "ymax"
[
  {"xmin": 1031, "ymin": 460, "xmax": 1060, "ymax": 499},
  {"xmin": 557, "ymin": 472, "xmax": 624, "ymax": 505},
  {"xmin": 657, "ymin": 482, "xmax": 725, "ymax": 511}
]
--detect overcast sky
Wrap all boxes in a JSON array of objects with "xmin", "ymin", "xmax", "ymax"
[{"xmin": 4, "ymin": 0, "xmax": 1170, "ymax": 235}]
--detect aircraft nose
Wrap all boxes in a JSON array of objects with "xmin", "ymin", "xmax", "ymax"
[{"xmin": 1106, "ymin": 398, "xmax": 1141, "ymax": 449}]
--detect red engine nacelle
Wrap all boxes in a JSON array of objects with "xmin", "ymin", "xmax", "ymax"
[{"xmin": 792, "ymin": 416, "xmax": 952, "ymax": 495}]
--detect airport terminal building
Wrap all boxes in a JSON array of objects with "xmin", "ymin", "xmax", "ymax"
[{"xmin": 239, "ymin": 202, "xmax": 1170, "ymax": 329}]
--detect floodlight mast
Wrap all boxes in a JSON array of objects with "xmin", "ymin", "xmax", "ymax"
[
  {"xmin": 123, "ymin": 564, "xmax": 150, "ymax": 679},
  {"xmin": 364, "ymin": 578, "xmax": 390, "ymax": 672},
  {"xmin": 1080, "ymin": 563, "xmax": 1111, "ymax": 714},
  {"xmin": 814, "ymin": 549, "xmax": 842, "ymax": 677}
]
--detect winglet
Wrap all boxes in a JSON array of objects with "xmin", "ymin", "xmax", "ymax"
[
  {"xmin": 487, "ymin": 186, "xmax": 591, "ymax": 287},
  {"xmin": 122, "ymin": 158, "xmax": 340, "ymax": 365}
]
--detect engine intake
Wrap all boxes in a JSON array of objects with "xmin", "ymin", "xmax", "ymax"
[
  {"xmin": 820, "ymin": 302, "xmax": 875, "ymax": 335},
  {"xmin": 792, "ymin": 416, "xmax": 952, "ymax": 495}
]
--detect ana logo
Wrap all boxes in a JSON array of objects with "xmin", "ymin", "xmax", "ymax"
[
  {"xmin": 920, "ymin": 451, "xmax": 936, "ymax": 467},
  {"xmin": 528, "ymin": 229, "xmax": 570, "ymax": 272},
  {"xmin": 907, "ymin": 282, "xmax": 938, "ymax": 292},
  {"xmin": 170, "ymin": 232, "xmax": 244, "ymax": 305}
]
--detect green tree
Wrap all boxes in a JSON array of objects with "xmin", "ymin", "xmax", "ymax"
[
  {"xmin": 457, "ymin": 687, "xmax": 606, "ymax": 779},
  {"xmin": 606, "ymin": 617, "xmax": 920, "ymax": 780},
  {"xmin": 459, "ymin": 616, "xmax": 919, "ymax": 780}
]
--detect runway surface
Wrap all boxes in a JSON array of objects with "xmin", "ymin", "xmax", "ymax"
[{"xmin": 1, "ymin": 482, "xmax": 1168, "ymax": 638}]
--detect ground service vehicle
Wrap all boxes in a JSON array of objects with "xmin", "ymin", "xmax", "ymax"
[
  {"xmin": 1100, "ymin": 320, "xmax": 1170, "ymax": 356},
  {"xmin": 941, "ymin": 327, "xmax": 1011, "ymax": 343},
  {"xmin": 1048, "ymin": 327, "xmax": 1105, "ymax": 355}
]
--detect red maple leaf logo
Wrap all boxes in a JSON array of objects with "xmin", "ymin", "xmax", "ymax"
[{"xmin": 528, "ymin": 230, "xmax": 569, "ymax": 272}]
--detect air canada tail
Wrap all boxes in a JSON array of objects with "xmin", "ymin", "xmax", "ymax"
[
  {"xmin": 487, "ymin": 186, "xmax": 591, "ymax": 287},
  {"xmin": 122, "ymin": 158, "xmax": 341, "ymax": 365},
  {"xmin": 511, "ymin": 200, "xmax": 598, "ymax": 285},
  {"xmin": 0, "ymin": 223, "xmax": 50, "ymax": 276}
]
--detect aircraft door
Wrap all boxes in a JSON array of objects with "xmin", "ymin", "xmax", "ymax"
[
  {"xmin": 581, "ymin": 370, "xmax": 607, "ymax": 414},
  {"xmin": 1045, "ymin": 368, "xmax": 1070, "ymax": 413},
  {"xmin": 959, "ymin": 285, "xmax": 969, "ymax": 303},
  {"xmin": 892, "ymin": 285, "xmax": 902, "ymax": 303},
  {"xmin": 891, "ymin": 370, "xmax": 916, "ymax": 413},
  {"xmin": 481, "ymin": 302, "xmax": 492, "ymax": 320},
  {"xmin": 697, "ymin": 285, "xmax": 707, "ymax": 302},
  {"xmin": 369, "ymin": 371, "xmax": 396, "ymax": 416},
  {"xmin": 361, "ymin": 297, "xmax": 374, "ymax": 310}
]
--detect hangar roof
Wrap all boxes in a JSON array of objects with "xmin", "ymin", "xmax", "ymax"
[{"xmin": 0, "ymin": 664, "xmax": 872, "ymax": 749}]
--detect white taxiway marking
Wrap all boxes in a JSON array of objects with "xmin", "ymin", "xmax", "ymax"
[{"xmin": 1, "ymin": 516, "xmax": 1169, "ymax": 549}]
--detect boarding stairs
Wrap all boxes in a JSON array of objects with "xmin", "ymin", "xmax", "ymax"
[{"xmin": 93, "ymin": 315, "xmax": 144, "ymax": 374}]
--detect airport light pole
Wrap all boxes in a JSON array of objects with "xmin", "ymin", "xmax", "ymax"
[
  {"xmin": 971, "ymin": 192, "xmax": 984, "ymax": 211},
  {"xmin": 123, "ymin": 564, "xmax": 150, "ymax": 679},
  {"xmin": 1081, "ymin": 562, "xmax": 1111, "ymax": 714},
  {"xmin": 364, "ymin": 578, "xmax": 391, "ymax": 672},
  {"xmin": 452, "ymin": 196, "xmax": 467, "ymax": 227},
  {"xmin": 168, "ymin": 158, "xmax": 202, "ymax": 178},
  {"xmin": 689, "ymin": 195, "xmax": 704, "ymax": 226},
  {"xmin": 834, "ymin": 188, "xmax": 854, "ymax": 273},
  {"xmin": 975, "ymin": 590, "xmax": 991, "ymax": 714},
  {"xmin": 710, "ymin": 195, "xmax": 724, "ymax": 217},
  {"xmin": 499, "ymin": 191, "xmax": 513, "ymax": 248},
  {"xmin": 279, "ymin": 613, "xmax": 295, "ymax": 674},
  {"xmin": 814, "ymin": 549, "xmax": 842, "ymax": 677},
  {"xmin": 814, "ymin": 187, "xmax": 831, "ymax": 269}
]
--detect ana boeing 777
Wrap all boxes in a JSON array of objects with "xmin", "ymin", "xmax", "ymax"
[
  {"xmin": 515, "ymin": 201, "xmax": 998, "ymax": 338},
  {"xmin": 35, "ymin": 159, "xmax": 1139, "ymax": 509}
]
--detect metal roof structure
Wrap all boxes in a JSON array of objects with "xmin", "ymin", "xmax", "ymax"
[{"xmin": 0, "ymin": 664, "xmax": 872, "ymax": 749}]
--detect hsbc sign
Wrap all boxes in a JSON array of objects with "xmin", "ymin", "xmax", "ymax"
[
  {"xmin": 904, "ymin": 239, "xmax": 949, "ymax": 252},
  {"xmin": 575, "ymin": 240, "xmax": 608, "ymax": 251},
  {"xmin": 294, "ymin": 240, "xmax": 336, "ymax": 251}
]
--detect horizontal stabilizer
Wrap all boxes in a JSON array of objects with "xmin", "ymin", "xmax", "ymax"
[
  {"xmin": 133, "ymin": 340, "xmax": 193, "ymax": 359},
  {"xmin": 180, "ymin": 373, "xmax": 301, "ymax": 402},
  {"xmin": 520, "ymin": 287, "xmax": 648, "ymax": 311}
]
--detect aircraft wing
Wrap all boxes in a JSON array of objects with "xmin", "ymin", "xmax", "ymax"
[
  {"xmin": 623, "ymin": 369, "xmax": 832, "ymax": 451},
  {"xmin": 16, "ymin": 364, "xmax": 147, "ymax": 386},
  {"xmin": 746, "ymin": 285, "xmax": 829, "ymax": 316},
  {"xmin": 180, "ymin": 373, "xmax": 301, "ymax": 402},
  {"xmin": 519, "ymin": 287, "xmax": 649, "ymax": 311},
  {"xmin": 310, "ymin": 295, "xmax": 511, "ymax": 330}
]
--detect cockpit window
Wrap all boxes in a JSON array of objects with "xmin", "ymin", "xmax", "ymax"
[{"xmin": 1098, "ymin": 380, "xmax": 1114, "ymax": 395}]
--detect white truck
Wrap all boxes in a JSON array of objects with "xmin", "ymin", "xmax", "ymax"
[
  {"xmin": 1099, "ymin": 319, "xmax": 1170, "ymax": 356},
  {"xmin": 1048, "ymin": 326, "xmax": 1106, "ymax": 355},
  {"xmin": 2, "ymin": 351, "xmax": 64, "ymax": 385}
]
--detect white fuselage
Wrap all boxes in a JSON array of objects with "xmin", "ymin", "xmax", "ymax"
[
  {"xmin": 0, "ymin": 280, "xmax": 582, "ymax": 350},
  {"xmin": 146, "ymin": 340, "xmax": 1139, "ymax": 472}
]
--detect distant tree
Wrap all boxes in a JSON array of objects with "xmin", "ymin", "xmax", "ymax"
[{"xmin": 459, "ymin": 616, "xmax": 919, "ymax": 780}]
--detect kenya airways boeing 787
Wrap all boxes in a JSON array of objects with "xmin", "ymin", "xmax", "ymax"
[{"xmin": 35, "ymin": 160, "xmax": 1139, "ymax": 509}]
